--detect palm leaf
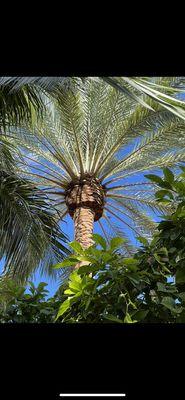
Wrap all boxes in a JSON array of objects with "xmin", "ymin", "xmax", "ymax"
[{"xmin": 0, "ymin": 170, "xmax": 69, "ymax": 283}]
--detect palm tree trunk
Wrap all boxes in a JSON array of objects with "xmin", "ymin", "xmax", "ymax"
[{"xmin": 73, "ymin": 207, "xmax": 95, "ymax": 248}]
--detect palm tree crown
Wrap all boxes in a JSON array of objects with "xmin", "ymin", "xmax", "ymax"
[{"xmin": 4, "ymin": 78, "xmax": 185, "ymax": 255}]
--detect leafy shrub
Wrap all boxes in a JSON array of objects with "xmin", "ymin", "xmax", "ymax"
[
  {"xmin": 0, "ymin": 278, "xmax": 62, "ymax": 323},
  {"xmin": 2, "ymin": 166, "xmax": 185, "ymax": 324},
  {"xmin": 55, "ymin": 167, "xmax": 185, "ymax": 323}
]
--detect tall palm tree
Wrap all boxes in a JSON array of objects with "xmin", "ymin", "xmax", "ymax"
[{"xmin": 4, "ymin": 78, "xmax": 185, "ymax": 258}]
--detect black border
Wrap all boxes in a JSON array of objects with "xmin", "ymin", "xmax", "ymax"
[
  {"xmin": 1, "ymin": 323, "xmax": 184, "ymax": 399},
  {"xmin": 0, "ymin": 42, "xmax": 184, "ymax": 76},
  {"xmin": 1, "ymin": 55, "xmax": 185, "ymax": 399}
]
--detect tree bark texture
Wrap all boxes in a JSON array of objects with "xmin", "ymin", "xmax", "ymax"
[{"xmin": 73, "ymin": 206, "xmax": 95, "ymax": 248}]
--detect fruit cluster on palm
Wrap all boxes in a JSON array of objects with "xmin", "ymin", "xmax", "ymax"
[{"xmin": 1, "ymin": 76, "xmax": 185, "ymax": 281}]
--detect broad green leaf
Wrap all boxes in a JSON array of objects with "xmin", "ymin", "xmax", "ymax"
[
  {"xmin": 176, "ymin": 268, "xmax": 185, "ymax": 284},
  {"xmin": 155, "ymin": 189, "xmax": 173, "ymax": 199},
  {"xmin": 163, "ymin": 167, "xmax": 174, "ymax": 183},
  {"xmin": 69, "ymin": 281, "xmax": 82, "ymax": 293},
  {"xmin": 132, "ymin": 310, "xmax": 149, "ymax": 321},
  {"xmin": 64, "ymin": 289, "xmax": 75, "ymax": 295},
  {"xmin": 70, "ymin": 271, "xmax": 82, "ymax": 283},
  {"xmin": 157, "ymin": 247, "xmax": 168, "ymax": 256},
  {"xmin": 127, "ymin": 274, "xmax": 141, "ymax": 286},
  {"xmin": 53, "ymin": 258, "xmax": 78, "ymax": 269},
  {"xmin": 145, "ymin": 174, "xmax": 164, "ymax": 185},
  {"xmin": 81, "ymin": 275, "xmax": 93, "ymax": 289},
  {"xmin": 123, "ymin": 258, "xmax": 138, "ymax": 265},
  {"xmin": 173, "ymin": 182, "xmax": 185, "ymax": 196},
  {"xmin": 110, "ymin": 237, "xmax": 126, "ymax": 251},
  {"xmin": 72, "ymin": 255, "xmax": 95, "ymax": 263},
  {"xmin": 77, "ymin": 264, "xmax": 100, "ymax": 275},
  {"xmin": 156, "ymin": 282, "xmax": 177, "ymax": 293},
  {"xmin": 37, "ymin": 282, "xmax": 48, "ymax": 290},
  {"xmin": 123, "ymin": 258, "xmax": 139, "ymax": 271},
  {"xmin": 178, "ymin": 293, "xmax": 185, "ymax": 302},
  {"xmin": 55, "ymin": 293, "xmax": 81, "ymax": 321},
  {"xmin": 157, "ymin": 282, "xmax": 168, "ymax": 292},
  {"xmin": 55, "ymin": 298, "xmax": 71, "ymax": 320},
  {"xmin": 124, "ymin": 313, "xmax": 137, "ymax": 323},
  {"xmin": 136, "ymin": 236, "xmax": 149, "ymax": 246},
  {"xmin": 104, "ymin": 314, "xmax": 123, "ymax": 323},
  {"xmin": 85, "ymin": 297, "xmax": 92, "ymax": 311},
  {"xmin": 93, "ymin": 234, "xmax": 107, "ymax": 250},
  {"xmin": 101, "ymin": 252, "xmax": 113, "ymax": 263},
  {"xmin": 69, "ymin": 241, "xmax": 84, "ymax": 254},
  {"xmin": 153, "ymin": 253, "xmax": 165, "ymax": 265},
  {"xmin": 161, "ymin": 296, "xmax": 182, "ymax": 314}
]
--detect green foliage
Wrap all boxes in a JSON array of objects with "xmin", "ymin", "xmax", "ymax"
[
  {"xmin": 0, "ymin": 170, "xmax": 69, "ymax": 283},
  {"xmin": 145, "ymin": 168, "xmax": 185, "ymax": 284},
  {"xmin": 104, "ymin": 77, "xmax": 185, "ymax": 121},
  {"xmin": 3, "ymin": 166, "xmax": 185, "ymax": 324},
  {"xmin": 0, "ymin": 278, "xmax": 62, "ymax": 323},
  {"xmin": 53, "ymin": 169, "xmax": 185, "ymax": 323},
  {"xmin": 52, "ymin": 232, "xmax": 180, "ymax": 323}
]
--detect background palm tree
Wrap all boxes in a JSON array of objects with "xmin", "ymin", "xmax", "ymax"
[
  {"xmin": 3, "ymin": 78, "xmax": 185, "ymax": 260},
  {"xmin": 0, "ymin": 137, "xmax": 69, "ymax": 283}
]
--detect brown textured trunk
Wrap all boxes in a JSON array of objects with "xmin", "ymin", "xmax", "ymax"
[
  {"xmin": 65, "ymin": 174, "xmax": 105, "ymax": 268},
  {"xmin": 74, "ymin": 207, "xmax": 95, "ymax": 248},
  {"xmin": 73, "ymin": 207, "xmax": 95, "ymax": 269}
]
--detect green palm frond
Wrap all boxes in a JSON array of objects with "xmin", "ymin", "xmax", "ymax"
[
  {"xmin": 103, "ymin": 76, "xmax": 185, "ymax": 120},
  {"xmin": 102, "ymin": 213, "xmax": 135, "ymax": 256},
  {"xmin": 1, "ymin": 76, "xmax": 185, "ymax": 132},
  {"xmin": 0, "ymin": 77, "xmax": 79, "ymax": 93},
  {"xmin": 0, "ymin": 77, "xmax": 83, "ymax": 131},
  {"xmin": 108, "ymin": 198, "xmax": 157, "ymax": 234},
  {"xmin": 0, "ymin": 135, "xmax": 19, "ymax": 171},
  {"xmin": 0, "ymin": 83, "xmax": 46, "ymax": 130},
  {"xmin": 3, "ymin": 78, "xmax": 185, "ymax": 247},
  {"xmin": 0, "ymin": 170, "xmax": 69, "ymax": 283}
]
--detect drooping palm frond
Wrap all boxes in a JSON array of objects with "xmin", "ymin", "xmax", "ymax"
[
  {"xmin": 3, "ymin": 78, "xmax": 185, "ymax": 247},
  {"xmin": 0, "ymin": 135, "xmax": 19, "ymax": 171},
  {"xmin": 0, "ymin": 77, "xmax": 83, "ymax": 130},
  {"xmin": 99, "ymin": 118, "xmax": 185, "ymax": 181},
  {"xmin": 0, "ymin": 77, "xmax": 78, "ymax": 93},
  {"xmin": 102, "ymin": 76, "xmax": 185, "ymax": 120},
  {"xmin": 101, "ymin": 213, "xmax": 135, "ymax": 256},
  {"xmin": 0, "ymin": 83, "xmax": 46, "ymax": 131},
  {"xmin": 0, "ymin": 170, "xmax": 69, "ymax": 283},
  {"xmin": 1, "ymin": 76, "xmax": 185, "ymax": 131}
]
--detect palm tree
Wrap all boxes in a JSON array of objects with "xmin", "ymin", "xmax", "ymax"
[
  {"xmin": 0, "ymin": 137, "xmax": 69, "ymax": 283},
  {"xmin": 4, "ymin": 78, "xmax": 185, "ymax": 258}
]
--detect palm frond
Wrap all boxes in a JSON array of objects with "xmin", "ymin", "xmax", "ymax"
[
  {"xmin": 0, "ymin": 171, "xmax": 69, "ymax": 283},
  {"xmin": 103, "ymin": 76, "xmax": 185, "ymax": 120},
  {"xmin": 102, "ymin": 213, "xmax": 135, "ymax": 256}
]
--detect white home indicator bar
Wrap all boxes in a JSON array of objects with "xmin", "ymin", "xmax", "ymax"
[{"xmin": 59, "ymin": 395, "xmax": 126, "ymax": 397}]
